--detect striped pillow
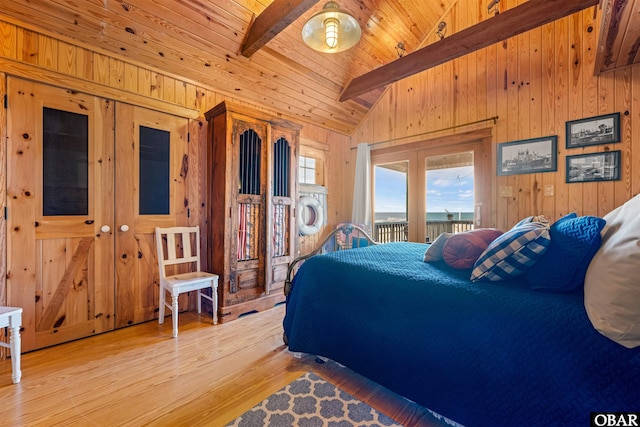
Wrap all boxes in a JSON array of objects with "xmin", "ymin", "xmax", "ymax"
[{"xmin": 471, "ymin": 222, "xmax": 551, "ymax": 282}]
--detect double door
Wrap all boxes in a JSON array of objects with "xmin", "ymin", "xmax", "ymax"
[{"xmin": 6, "ymin": 78, "xmax": 189, "ymax": 351}]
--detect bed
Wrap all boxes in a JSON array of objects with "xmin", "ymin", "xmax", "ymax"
[{"xmin": 283, "ymin": 223, "xmax": 640, "ymax": 426}]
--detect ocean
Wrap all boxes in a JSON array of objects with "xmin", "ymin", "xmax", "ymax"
[{"xmin": 375, "ymin": 212, "xmax": 474, "ymax": 222}]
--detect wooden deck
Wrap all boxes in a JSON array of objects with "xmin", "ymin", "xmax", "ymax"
[{"xmin": 0, "ymin": 304, "xmax": 447, "ymax": 426}]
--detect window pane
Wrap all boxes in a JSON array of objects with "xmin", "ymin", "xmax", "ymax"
[
  {"xmin": 425, "ymin": 152, "xmax": 475, "ymax": 243},
  {"xmin": 139, "ymin": 126, "xmax": 170, "ymax": 215},
  {"xmin": 299, "ymin": 155, "xmax": 317, "ymax": 185},
  {"xmin": 43, "ymin": 107, "xmax": 89, "ymax": 216},
  {"xmin": 305, "ymin": 169, "xmax": 315, "ymax": 184},
  {"xmin": 374, "ymin": 162, "xmax": 408, "ymax": 242}
]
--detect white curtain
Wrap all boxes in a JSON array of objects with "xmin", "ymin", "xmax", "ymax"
[{"xmin": 352, "ymin": 143, "xmax": 371, "ymax": 229}]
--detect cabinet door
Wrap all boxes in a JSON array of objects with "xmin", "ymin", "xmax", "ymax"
[
  {"xmin": 228, "ymin": 117, "xmax": 268, "ymax": 302},
  {"xmin": 7, "ymin": 78, "xmax": 115, "ymax": 351},
  {"xmin": 114, "ymin": 104, "xmax": 189, "ymax": 328},
  {"xmin": 269, "ymin": 126, "xmax": 298, "ymax": 294}
]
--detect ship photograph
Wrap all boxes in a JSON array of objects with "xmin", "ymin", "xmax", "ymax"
[
  {"xmin": 498, "ymin": 136, "xmax": 557, "ymax": 176},
  {"xmin": 566, "ymin": 112, "xmax": 620, "ymax": 148}
]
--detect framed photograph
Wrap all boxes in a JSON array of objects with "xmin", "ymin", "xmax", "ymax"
[
  {"xmin": 566, "ymin": 151, "xmax": 621, "ymax": 183},
  {"xmin": 566, "ymin": 112, "xmax": 620, "ymax": 148},
  {"xmin": 497, "ymin": 136, "xmax": 557, "ymax": 176}
]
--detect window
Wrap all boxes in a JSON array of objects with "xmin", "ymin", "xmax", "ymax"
[
  {"xmin": 42, "ymin": 107, "xmax": 89, "ymax": 216},
  {"xmin": 139, "ymin": 126, "xmax": 170, "ymax": 215},
  {"xmin": 299, "ymin": 155, "xmax": 317, "ymax": 185}
]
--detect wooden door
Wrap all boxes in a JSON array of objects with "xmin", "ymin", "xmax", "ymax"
[
  {"xmin": 6, "ymin": 78, "xmax": 115, "ymax": 352},
  {"xmin": 114, "ymin": 104, "xmax": 189, "ymax": 328}
]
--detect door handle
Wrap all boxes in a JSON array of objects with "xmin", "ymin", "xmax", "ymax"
[
  {"xmin": 101, "ymin": 225, "xmax": 111, "ymax": 233},
  {"xmin": 120, "ymin": 224, "xmax": 130, "ymax": 232}
]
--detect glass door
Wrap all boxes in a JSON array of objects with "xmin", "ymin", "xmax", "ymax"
[
  {"xmin": 424, "ymin": 152, "xmax": 475, "ymax": 243},
  {"xmin": 373, "ymin": 161, "xmax": 409, "ymax": 242}
]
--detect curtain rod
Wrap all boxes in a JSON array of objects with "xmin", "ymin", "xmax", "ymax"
[{"xmin": 350, "ymin": 116, "xmax": 499, "ymax": 150}]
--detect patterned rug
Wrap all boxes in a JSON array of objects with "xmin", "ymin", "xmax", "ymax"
[{"xmin": 225, "ymin": 371, "xmax": 403, "ymax": 427}]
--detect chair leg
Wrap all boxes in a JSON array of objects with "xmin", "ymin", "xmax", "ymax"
[
  {"xmin": 197, "ymin": 289, "xmax": 202, "ymax": 314},
  {"xmin": 10, "ymin": 325, "xmax": 21, "ymax": 384},
  {"xmin": 158, "ymin": 286, "xmax": 166, "ymax": 325},
  {"xmin": 213, "ymin": 284, "xmax": 218, "ymax": 325},
  {"xmin": 171, "ymin": 294, "xmax": 179, "ymax": 338}
]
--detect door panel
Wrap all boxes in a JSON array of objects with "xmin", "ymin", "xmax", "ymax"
[
  {"xmin": 114, "ymin": 104, "xmax": 189, "ymax": 328},
  {"xmin": 7, "ymin": 78, "xmax": 115, "ymax": 352}
]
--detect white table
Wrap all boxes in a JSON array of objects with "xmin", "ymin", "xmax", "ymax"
[{"xmin": 0, "ymin": 307, "xmax": 22, "ymax": 384}]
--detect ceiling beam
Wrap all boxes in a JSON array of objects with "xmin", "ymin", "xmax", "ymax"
[
  {"xmin": 340, "ymin": 0, "xmax": 599, "ymax": 102},
  {"xmin": 241, "ymin": 0, "xmax": 320, "ymax": 58}
]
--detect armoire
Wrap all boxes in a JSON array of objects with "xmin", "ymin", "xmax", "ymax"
[{"xmin": 205, "ymin": 102, "xmax": 301, "ymax": 322}]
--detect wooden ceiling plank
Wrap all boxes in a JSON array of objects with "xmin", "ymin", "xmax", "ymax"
[
  {"xmin": 241, "ymin": 0, "xmax": 320, "ymax": 57},
  {"xmin": 121, "ymin": 0, "xmax": 250, "ymax": 45},
  {"xmin": 340, "ymin": 0, "xmax": 599, "ymax": 102}
]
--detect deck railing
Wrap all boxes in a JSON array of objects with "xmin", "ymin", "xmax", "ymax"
[{"xmin": 374, "ymin": 220, "xmax": 475, "ymax": 244}]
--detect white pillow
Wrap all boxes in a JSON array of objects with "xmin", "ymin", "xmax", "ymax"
[
  {"xmin": 584, "ymin": 193, "xmax": 640, "ymax": 348},
  {"xmin": 423, "ymin": 232, "xmax": 452, "ymax": 262}
]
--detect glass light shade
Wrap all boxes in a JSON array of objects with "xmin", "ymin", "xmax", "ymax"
[
  {"xmin": 301, "ymin": 1, "xmax": 361, "ymax": 53},
  {"xmin": 324, "ymin": 17, "xmax": 339, "ymax": 49}
]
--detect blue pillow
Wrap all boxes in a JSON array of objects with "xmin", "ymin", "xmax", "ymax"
[
  {"xmin": 471, "ymin": 222, "xmax": 551, "ymax": 282},
  {"xmin": 527, "ymin": 214, "xmax": 606, "ymax": 292}
]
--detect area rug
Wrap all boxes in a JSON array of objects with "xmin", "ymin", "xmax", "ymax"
[{"xmin": 225, "ymin": 371, "xmax": 403, "ymax": 427}]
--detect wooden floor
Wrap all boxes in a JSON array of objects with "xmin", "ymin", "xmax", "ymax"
[{"xmin": 0, "ymin": 305, "xmax": 451, "ymax": 426}]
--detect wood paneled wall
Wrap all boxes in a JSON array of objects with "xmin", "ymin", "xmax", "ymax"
[
  {"xmin": 350, "ymin": 3, "xmax": 640, "ymax": 231},
  {"xmin": 0, "ymin": 18, "xmax": 348, "ymax": 307}
]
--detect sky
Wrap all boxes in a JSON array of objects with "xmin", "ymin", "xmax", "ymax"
[{"xmin": 374, "ymin": 165, "xmax": 474, "ymax": 213}]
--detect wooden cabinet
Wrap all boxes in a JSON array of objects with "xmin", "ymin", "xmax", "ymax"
[{"xmin": 205, "ymin": 102, "xmax": 300, "ymax": 322}]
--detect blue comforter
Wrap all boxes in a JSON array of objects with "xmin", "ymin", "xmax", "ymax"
[{"xmin": 284, "ymin": 242, "xmax": 640, "ymax": 426}]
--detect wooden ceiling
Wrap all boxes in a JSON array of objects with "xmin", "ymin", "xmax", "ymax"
[
  {"xmin": 1, "ymin": 0, "xmax": 631, "ymax": 135},
  {"xmin": 3, "ymin": 0, "xmax": 454, "ymax": 134}
]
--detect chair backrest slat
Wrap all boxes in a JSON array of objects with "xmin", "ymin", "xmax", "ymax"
[
  {"xmin": 166, "ymin": 233, "xmax": 177, "ymax": 260},
  {"xmin": 182, "ymin": 231, "xmax": 192, "ymax": 258}
]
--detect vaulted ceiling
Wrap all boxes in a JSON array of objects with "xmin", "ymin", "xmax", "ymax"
[{"xmin": 1, "ymin": 0, "xmax": 628, "ymax": 135}]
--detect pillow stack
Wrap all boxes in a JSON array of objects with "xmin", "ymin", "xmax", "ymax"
[{"xmin": 424, "ymin": 213, "xmax": 607, "ymax": 291}]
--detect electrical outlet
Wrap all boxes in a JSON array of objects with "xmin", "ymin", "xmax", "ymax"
[
  {"xmin": 500, "ymin": 186, "xmax": 512, "ymax": 197},
  {"xmin": 544, "ymin": 184, "xmax": 554, "ymax": 196}
]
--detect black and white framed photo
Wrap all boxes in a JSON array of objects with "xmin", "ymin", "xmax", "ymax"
[
  {"xmin": 565, "ymin": 112, "xmax": 620, "ymax": 148},
  {"xmin": 497, "ymin": 136, "xmax": 557, "ymax": 176},
  {"xmin": 566, "ymin": 151, "xmax": 621, "ymax": 183}
]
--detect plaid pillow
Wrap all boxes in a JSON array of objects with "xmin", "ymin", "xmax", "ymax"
[{"xmin": 471, "ymin": 222, "xmax": 551, "ymax": 282}]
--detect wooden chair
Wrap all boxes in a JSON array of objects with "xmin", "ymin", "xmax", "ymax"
[
  {"xmin": 0, "ymin": 306, "xmax": 22, "ymax": 384},
  {"xmin": 155, "ymin": 226, "xmax": 219, "ymax": 338}
]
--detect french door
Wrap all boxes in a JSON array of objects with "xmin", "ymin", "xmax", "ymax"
[
  {"xmin": 371, "ymin": 129, "xmax": 492, "ymax": 243},
  {"xmin": 6, "ymin": 78, "xmax": 188, "ymax": 351}
]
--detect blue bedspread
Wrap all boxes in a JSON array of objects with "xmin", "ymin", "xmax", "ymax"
[{"xmin": 283, "ymin": 242, "xmax": 640, "ymax": 426}]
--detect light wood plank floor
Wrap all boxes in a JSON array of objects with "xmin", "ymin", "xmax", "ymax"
[{"xmin": 0, "ymin": 305, "xmax": 450, "ymax": 426}]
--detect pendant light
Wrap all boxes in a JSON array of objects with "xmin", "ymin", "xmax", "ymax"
[{"xmin": 301, "ymin": 1, "xmax": 361, "ymax": 53}]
